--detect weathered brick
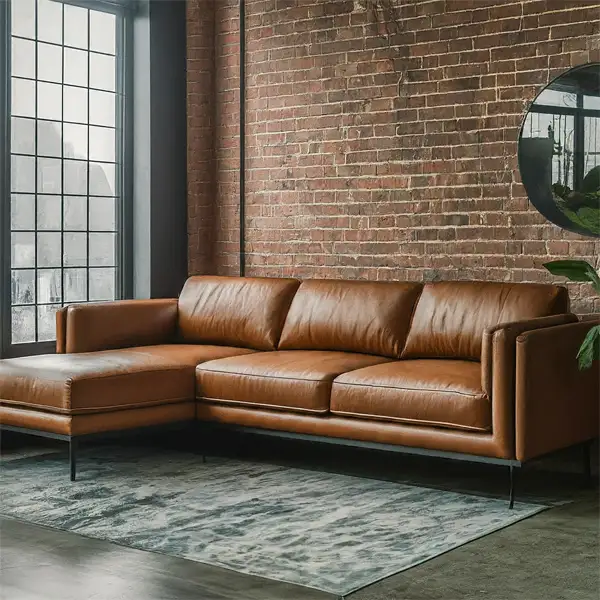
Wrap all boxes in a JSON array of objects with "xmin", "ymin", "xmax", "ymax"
[{"xmin": 187, "ymin": 0, "xmax": 600, "ymax": 313}]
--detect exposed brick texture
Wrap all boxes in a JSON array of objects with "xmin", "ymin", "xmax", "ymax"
[
  {"xmin": 187, "ymin": 0, "xmax": 215, "ymax": 275},
  {"xmin": 187, "ymin": 0, "xmax": 600, "ymax": 313}
]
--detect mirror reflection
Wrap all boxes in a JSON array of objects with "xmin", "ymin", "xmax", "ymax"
[{"xmin": 519, "ymin": 63, "xmax": 600, "ymax": 237}]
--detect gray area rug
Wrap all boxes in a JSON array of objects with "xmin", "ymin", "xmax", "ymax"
[{"xmin": 0, "ymin": 447, "xmax": 546, "ymax": 596}]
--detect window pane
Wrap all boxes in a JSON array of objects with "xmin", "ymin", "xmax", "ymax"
[
  {"xmin": 11, "ymin": 155, "xmax": 35, "ymax": 193},
  {"xmin": 11, "ymin": 195, "xmax": 36, "ymax": 230},
  {"xmin": 37, "ymin": 269, "xmax": 62, "ymax": 304},
  {"xmin": 37, "ymin": 157, "xmax": 62, "ymax": 193},
  {"xmin": 64, "ymin": 4, "xmax": 88, "ymax": 49},
  {"xmin": 38, "ymin": 305, "xmax": 61, "ymax": 341},
  {"xmin": 38, "ymin": 120, "xmax": 62, "ymax": 157},
  {"xmin": 63, "ymin": 232, "xmax": 87, "ymax": 266},
  {"xmin": 37, "ymin": 232, "xmax": 62, "ymax": 267},
  {"xmin": 64, "ymin": 196, "xmax": 87, "ymax": 230},
  {"xmin": 37, "ymin": 0, "xmax": 63, "ymax": 45},
  {"xmin": 63, "ymin": 86, "xmax": 88, "ymax": 123},
  {"xmin": 12, "ymin": 232, "xmax": 35, "ymax": 268},
  {"xmin": 11, "ymin": 117, "xmax": 36, "ymax": 155},
  {"xmin": 89, "ymin": 233, "xmax": 115, "ymax": 266},
  {"xmin": 64, "ymin": 160, "xmax": 88, "ymax": 194},
  {"xmin": 11, "ymin": 78, "xmax": 36, "ymax": 117},
  {"xmin": 64, "ymin": 268, "xmax": 87, "ymax": 302},
  {"xmin": 89, "ymin": 90, "xmax": 115, "ymax": 127},
  {"xmin": 37, "ymin": 195, "xmax": 62, "ymax": 230},
  {"xmin": 12, "ymin": 306, "xmax": 36, "ymax": 344},
  {"xmin": 11, "ymin": 270, "xmax": 36, "ymax": 305},
  {"xmin": 37, "ymin": 81, "xmax": 62, "ymax": 120},
  {"xmin": 89, "ymin": 197, "xmax": 116, "ymax": 231},
  {"xmin": 584, "ymin": 95, "xmax": 600, "ymax": 110},
  {"xmin": 64, "ymin": 48, "xmax": 88, "ymax": 87},
  {"xmin": 63, "ymin": 123, "xmax": 88, "ymax": 159},
  {"xmin": 12, "ymin": 38, "xmax": 35, "ymax": 78},
  {"xmin": 89, "ymin": 126, "xmax": 115, "ymax": 162},
  {"xmin": 89, "ymin": 268, "xmax": 115, "ymax": 301},
  {"xmin": 90, "ymin": 11, "xmax": 116, "ymax": 55},
  {"xmin": 11, "ymin": 0, "xmax": 36, "ymax": 39},
  {"xmin": 38, "ymin": 42, "xmax": 63, "ymax": 83},
  {"xmin": 9, "ymin": 4, "xmax": 126, "ymax": 346},
  {"xmin": 89, "ymin": 162, "xmax": 115, "ymax": 195},
  {"xmin": 89, "ymin": 53, "xmax": 115, "ymax": 92}
]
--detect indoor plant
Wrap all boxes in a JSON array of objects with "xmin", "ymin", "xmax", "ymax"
[{"xmin": 543, "ymin": 259, "xmax": 600, "ymax": 370}]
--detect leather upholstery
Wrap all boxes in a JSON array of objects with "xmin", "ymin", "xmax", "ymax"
[
  {"xmin": 197, "ymin": 404, "xmax": 502, "ymax": 458},
  {"xmin": 197, "ymin": 351, "xmax": 390, "ymax": 413},
  {"xmin": 278, "ymin": 280, "xmax": 423, "ymax": 357},
  {"xmin": 331, "ymin": 360, "xmax": 490, "ymax": 432},
  {"xmin": 178, "ymin": 276, "xmax": 300, "ymax": 350},
  {"xmin": 0, "ymin": 403, "xmax": 195, "ymax": 436},
  {"xmin": 480, "ymin": 313, "xmax": 579, "ymax": 458},
  {"xmin": 403, "ymin": 281, "xmax": 569, "ymax": 361},
  {"xmin": 0, "ymin": 345, "xmax": 255, "ymax": 414},
  {"xmin": 480, "ymin": 313, "xmax": 578, "ymax": 397},
  {"xmin": 62, "ymin": 299, "xmax": 179, "ymax": 353},
  {"xmin": 55, "ymin": 306, "xmax": 68, "ymax": 353},
  {"xmin": 515, "ymin": 319, "xmax": 600, "ymax": 461},
  {"xmin": 1, "ymin": 275, "xmax": 593, "ymax": 469}
]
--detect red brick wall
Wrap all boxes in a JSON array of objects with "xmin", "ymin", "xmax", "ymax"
[
  {"xmin": 187, "ymin": 0, "xmax": 600, "ymax": 313},
  {"xmin": 187, "ymin": 0, "xmax": 215, "ymax": 275}
]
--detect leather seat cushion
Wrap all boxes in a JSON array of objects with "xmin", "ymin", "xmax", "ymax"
[
  {"xmin": 331, "ymin": 359, "xmax": 491, "ymax": 432},
  {"xmin": 0, "ymin": 345, "xmax": 256, "ymax": 414},
  {"xmin": 196, "ymin": 350, "xmax": 391, "ymax": 413}
]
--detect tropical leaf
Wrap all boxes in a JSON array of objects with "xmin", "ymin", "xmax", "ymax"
[
  {"xmin": 543, "ymin": 260, "xmax": 600, "ymax": 293},
  {"xmin": 577, "ymin": 324, "xmax": 600, "ymax": 371}
]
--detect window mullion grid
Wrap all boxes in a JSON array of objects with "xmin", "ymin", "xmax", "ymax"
[{"xmin": 33, "ymin": 2, "xmax": 39, "ymax": 342}]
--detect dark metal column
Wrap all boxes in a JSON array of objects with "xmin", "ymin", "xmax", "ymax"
[{"xmin": 239, "ymin": 0, "xmax": 246, "ymax": 276}]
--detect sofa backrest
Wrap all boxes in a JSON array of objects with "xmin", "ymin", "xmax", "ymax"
[
  {"xmin": 178, "ymin": 276, "xmax": 300, "ymax": 350},
  {"xmin": 402, "ymin": 281, "xmax": 570, "ymax": 361},
  {"xmin": 278, "ymin": 279, "xmax": 424, "ymax": 358}
]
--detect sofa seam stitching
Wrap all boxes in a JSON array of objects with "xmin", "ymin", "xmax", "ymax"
[{"xmin": 333, "ymin": 380, "xmax": 487, "ymax": 398}]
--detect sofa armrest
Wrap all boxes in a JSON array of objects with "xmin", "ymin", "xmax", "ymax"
[
  {"xmin": 515, "ymin": 319, "xmax": 600, "ymax": 461},
  {"xmin": 481, "ymin": 314, "xmax": 578, "ymax": 397},
  {"xmin": 480, "ymin": 313, "xmax": 578, "ymax": 458},
  {"xmin": 56, "ymin": 299, "xmax": 178, "ymax": 354}
]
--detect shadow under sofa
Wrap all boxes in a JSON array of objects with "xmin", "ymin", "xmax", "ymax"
[{"xmin": 0, "ymin": 275, "xmax": 598, "ymax": 507}]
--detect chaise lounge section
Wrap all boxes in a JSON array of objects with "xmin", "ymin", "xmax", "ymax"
[{"xmin": 1, "ymin": 276, "xmax": 598, "ymax": 506}]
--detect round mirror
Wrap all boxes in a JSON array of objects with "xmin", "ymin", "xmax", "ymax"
[{"xmin": 518, "ymin": 63, "xmax": 600, "ymax": 237}]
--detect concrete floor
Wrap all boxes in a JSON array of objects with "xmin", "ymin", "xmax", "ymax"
[{"xmin": 1, "ymin": 431, "xmax": 598, "ymax": 600}]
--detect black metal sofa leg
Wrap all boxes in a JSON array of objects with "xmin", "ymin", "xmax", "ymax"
[
  {"xmin": 69, "ymin": 438, "xmax": 78, "ymax": 482},
  {"xmin": 509, "ymin": 465, "xmax": 516, "ymax": 509}
]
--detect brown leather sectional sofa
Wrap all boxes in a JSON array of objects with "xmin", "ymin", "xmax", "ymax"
[{"xmin": 1, "ymin": 276, "xmax": 598, "ymax": 505}]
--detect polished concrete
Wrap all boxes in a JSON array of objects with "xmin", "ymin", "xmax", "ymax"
[{"xmin": 1, "ymin": 431, "xmax": 598, "ymax": 600}]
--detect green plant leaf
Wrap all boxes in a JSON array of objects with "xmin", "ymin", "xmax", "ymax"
[
  {"xmin": 577, "ymin": 324, "xmax": 600, "ymax": 371},
  {"xmin": 543, "ymin": 260, "xmax": 600, "ymax": 293}
]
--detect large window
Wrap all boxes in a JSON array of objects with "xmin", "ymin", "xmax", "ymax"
[{"xmin": 2, "ymin": 0, "xmax": 131, "ymax": 355}]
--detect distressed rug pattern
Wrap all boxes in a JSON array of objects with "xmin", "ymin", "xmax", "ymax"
[{"xmin": 0, "ymin": 448, "xmax": 545, "ymax": 595}]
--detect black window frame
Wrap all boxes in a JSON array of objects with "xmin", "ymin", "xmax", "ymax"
[{"xmin": 1, "ymin": 0, "xmax": 134, "ymax": 358}]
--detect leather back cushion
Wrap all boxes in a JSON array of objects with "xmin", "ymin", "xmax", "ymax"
[
  {"xmin": 178, "ymin": 276, "xmax": 300, "ymax": 350},
  {"xmin": 278, "ymin": 280, "xmax": 424, "ymax": 358},
  {"xmin": 402, "ymin": 281, "xmax": 570, "ymax": 361}
]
